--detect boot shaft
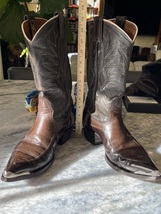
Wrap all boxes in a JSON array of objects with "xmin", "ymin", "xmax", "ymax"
[
  {"xmin": 86, "ymin": 17, "xmax": 138, "ymax": 113},
  {"xmin": 22, "ymin": 13, "xmax": 72, "ymax": 93},
  {"xmin": 21, "ymin": 13, "xmax": 73, "ymax": 120}
]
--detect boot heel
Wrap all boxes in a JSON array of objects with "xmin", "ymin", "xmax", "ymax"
[
  {"xmin": 58, "ymin": 126, "xmax": 73, "ymax": 145},
  {"xmin": 84, "ymin": 126, "xmax": 102, "ymax": 145}
]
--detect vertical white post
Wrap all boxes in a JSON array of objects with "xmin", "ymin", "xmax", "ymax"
[{"xmin": 0, "ymin": 41, "xmax": 4, "ymax": 80}]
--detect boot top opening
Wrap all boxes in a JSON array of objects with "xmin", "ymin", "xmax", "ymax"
[
  {"xmin": 108, "ymin": 19, "xmax": 138, "ymax": 42},
  {"xmin": 22, "ymin": 18, "xmax": 47, "ymax": 41}
]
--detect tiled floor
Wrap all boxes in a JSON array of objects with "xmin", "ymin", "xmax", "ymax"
[{"xmin": 1, "ymin": 80, "xmax": 161, "ymax": 214}]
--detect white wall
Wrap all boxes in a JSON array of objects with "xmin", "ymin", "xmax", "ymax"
[{"xmin": 134, "ymin": 35, "xmax": 155, "ymax": 47}]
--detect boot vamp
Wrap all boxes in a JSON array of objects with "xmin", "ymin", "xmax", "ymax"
[
  {"xmin": 103, "ymin": 129, "xmax": 160, "ymax": 175},
  {"xmin": 5, "ymin": 137, "xmax": 54, "ymax": 174},
  {"xmin": 107, "ymin": 139, "xmax": 157, "ymax": 172},
  {"xmin": 91, "ymin": 115, "xmax": 159, "ymax": 175},
  {"xmin": 4, "ymin": 95, "xmax": 69, "ymax": 174},
  {"xmin": 5, "ymin": 114, "xmax": 61, "ymax": 174},
  {"xmin": 108, "ymin": 151, "xmax": 159, "ymax": 175}
]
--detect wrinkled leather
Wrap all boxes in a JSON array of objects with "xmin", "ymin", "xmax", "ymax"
[
  {"xmin": 5, "ymin": 92, "xmax": 73, "ymax": 174},
  {"xmin": 2, "ymin": 13, "xmax": 74, "ymax": 181},
  {"xmin": 23, "ymin": 14, "xmax": 73, "ymax": 120},
  {"xmin": 84, "ymin": 17, "xmax": 161, "ymax": 181}
]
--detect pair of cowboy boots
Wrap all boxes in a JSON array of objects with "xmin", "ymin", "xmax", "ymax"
[{"xmin": 1, "ymin": 13, "xmax": 161, "ymax": 182}]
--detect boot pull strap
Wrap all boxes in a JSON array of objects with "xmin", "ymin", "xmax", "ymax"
[
  {"xmin": 58, "ymin": 11, "xmax": 65, "ymax": 38},
  {"xmin": 94, "ymin": 16, "xmax": 103, "ymax": 42},
  {"xmin": 115, "ymin": 16, "xmax": 127, "ymax": 29},
  {"xmin": 24, "ymin": 15, "xmax": 37, "ymax": 39},
  {"xmin": 93, "ymin": 0, "xmax": 105, "ymax": 43},
  {"xmin": 99, "ymin": 0, "xmax": 105, "ymax": 19},
  {"xmin": 57, "ymin": 11, "xmax": 68, "ymax": 74}
]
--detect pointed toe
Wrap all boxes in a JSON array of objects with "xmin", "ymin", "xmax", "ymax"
[
  {"xmin": 1, "ymin": 169, "xmax": 30, "ymax": 182},
  {"xmin": 1, "ymin": 148, "xmax": 55, "ymax": 182},
  {"xmin": 105, "ymin": 150, "xmax": 161, "ymax": 182}
]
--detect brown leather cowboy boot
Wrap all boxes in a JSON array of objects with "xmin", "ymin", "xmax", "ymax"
[
  {"xmin": 83, "ymin": 16, "xmax": 161, "ymax": 181},
  {"xmin": 1, "ymin": 13, "xmax": 74, "ymax": 182}
]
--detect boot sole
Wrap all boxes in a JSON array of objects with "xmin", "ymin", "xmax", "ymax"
[
  {"xmin": 1, "ymin": 126, "xmax": 74, "ymax": 182},
  {"xmin": 105, "ymin": 154, "xmax": 161, "ymax": 183}
]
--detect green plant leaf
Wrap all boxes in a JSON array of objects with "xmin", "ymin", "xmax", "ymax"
[
  {"xmin": 0, "ymin": 0, "xmax": 71, "ymax": 44},
  {"xmin": 39, "ymin": 0, "xmax": 68, "ymax": 15},
  {"xmin": 0, "ymin": 1, "xmax": 28, "ymax": 44},
  {"xmin": 0, "ymin": 0, "xmax": 9, "ymax": 18},
  {"xmin": 0, "ymin": 0, "xmax": 32, "ymax": 18}
]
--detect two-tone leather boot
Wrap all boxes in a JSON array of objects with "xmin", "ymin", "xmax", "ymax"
[
  {"xmin": 1, "ymin": 13, "xmax": 74, "ymax": 182},
  {"xmin": 83, "ymin": 16, "xmax": 161, "ymax": 182}
]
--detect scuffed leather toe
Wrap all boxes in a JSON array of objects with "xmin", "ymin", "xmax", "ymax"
[
  {"xmin": 105, "ymin": 146, "xmax": 161, "ymax": 181},
  {"xmin": 1, "ymin": 138, "xmax": 56, "ymax": 182}
]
